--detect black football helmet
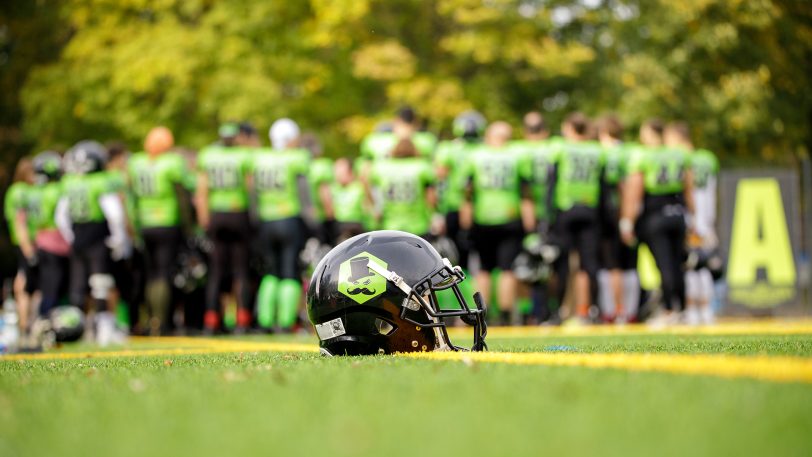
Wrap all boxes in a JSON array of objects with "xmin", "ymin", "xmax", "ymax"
[
  {"xmin": 307, "ymin": 231, "xmax": 487, "ymax": 356},
  {"xmin": 453, "ymin": 110, "xmax": 486, "ymax": 139},
  {"xmin": 33, "ymin": 151, "xmax": 63, "ymax": 183},
  {"xmin": 66, "ymin": 140, "xmax": 108, "ymax": 174}
]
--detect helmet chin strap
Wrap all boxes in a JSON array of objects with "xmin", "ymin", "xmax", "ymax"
[{"xmin": 367, "ymin": 259, "xmax": 454, "ymax": 351}]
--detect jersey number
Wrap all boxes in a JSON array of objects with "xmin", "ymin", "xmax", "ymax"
[
  {"xmin": 385, "ymin": 180, "xmax": 417, "ymax": 203},
  {"xmin": 481, "ymin": 162, "xmax": 514, "ymax": 190},
  {"xmin": 134, "ymin": 170, "xmax": 157, "ymax": 196},
  {"xmin": 255, "ymin": 168, "xmax": 285, "ymax": 191},
  {"xmin": 209, "ymin": 165, "xmax": 239, "ymax": 190}
]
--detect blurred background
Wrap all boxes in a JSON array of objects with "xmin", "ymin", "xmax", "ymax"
[{"xmin": 1, "ymin": 0, "xmax": 811, "ymax": 311}]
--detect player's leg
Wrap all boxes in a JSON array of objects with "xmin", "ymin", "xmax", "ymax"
[
  {"xmin": 204, "ymin": 213, "xmax": 227, "ymax": 333},
  {"xmin": 88, "ymin": 241, "xmax": 123, "ymax": 346},
  {"xmin": 495, "ymin": 222, "xmax": 523, "ymax": 325},
  {"xmin": 471, "ymin": 224, "xmax": 494, "ymax": 321},
  {"xmin": 276, "ymin": 217, "xmax": 306, "ymax": 330},
  {"xmin": 684, "ymin": 269, "xmax": 700, "ymax": 325},
  {"xmin": 577, "ymin": 212, "xmax": 601, "ymax": 322},
  {"xmin": 698, "ymin": 267, "xmax": 715, "ymax": 324},
  {"xmin": 257, "ymin": 220, "xmax": 280, "ymax": 329},
  {"xmin": 640, "ymin": 214, "xmax": 680, "ymax": 324},
  {"xmin": 230, "ymin": 212, "xmax": 253, "ymax": 331}
]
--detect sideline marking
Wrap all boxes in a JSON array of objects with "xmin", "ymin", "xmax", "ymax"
[{"xmin": 400, "ymin": 350, "xmax": 812, "ymax": 384}]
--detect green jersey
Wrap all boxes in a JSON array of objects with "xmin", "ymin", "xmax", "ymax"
[
  {"xmin": 128, "ymin": 152, "xmax": 190, "ymax": 228},
  {"xmin": 465, "ymin": 145, "xmax": 528, "ymax": 225},
  {"xmin": 27, "ymin": 180, "xmax": 62, "ymax": 233},
  {"xmin": 331, "ymin": 181, "xmax": 367, "ymax": 225},
  {"xmin": 552, "ymin": 140, "xmax": 606, "ymax": 211},
  {"xmin": 370, "ymin": 158, "xmax": 435, "ymax": 235},
  {"xmin": 627, "ymin": 146, "xmax": 689, "ymax": 195},
  {"xmin": 690, "ymin": 148, "xmax": 719, "ymax": 190},
  {"xmin": 434, "ymin": 139, "xmax": 480, "ymax": 214},
  {"xmin": 309, "ymin": 157, "xmax": 334, "ymax": 221},
  {"xmin": 510, "ymin": 137, "xmax": 561, "ymax": 221},
  {"xmin": 197, "ymin": 145, "xmax": 250, "ymax": 212},
  {"xmin": 249, "ymin": 148, "xmax": 310, "ymax": 221},
  {"xmin": 360, "ymin": 132, "xmax": 437, "ymax": 160},
  {"xmin": 602, "ymin": 142, "xmax": 628, "ymax": 186},
  {"xmin": 4, "ymin": 182, "xmax": 29, "ymax": 245},
  {"xmin": 62, "ymin": 172, "xmax": 115, "ymax": 224}
]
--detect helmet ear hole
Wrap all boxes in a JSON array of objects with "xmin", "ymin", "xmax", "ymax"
[{"xmin": 375, "ymin": 318, "xmax": 395, "ymax": 336}]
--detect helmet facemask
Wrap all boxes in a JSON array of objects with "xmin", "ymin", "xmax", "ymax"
[{"xmin": 367, "ymin": 257, "xmax": 488, "ymax": 352}]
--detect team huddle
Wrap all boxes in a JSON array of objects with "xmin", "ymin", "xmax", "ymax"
[{"xmin": 3, "ymin": 106, "xmax": 720, "ymax": 347}]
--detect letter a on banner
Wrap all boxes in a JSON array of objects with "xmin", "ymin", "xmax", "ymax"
[{"xmin": 727, "ymin": 178, "xmax": 796, "ymax": 306}]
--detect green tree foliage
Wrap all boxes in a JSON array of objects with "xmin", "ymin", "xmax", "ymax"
[{"xmin": 7, "ymin": 0, "xmax": 812, "ymax": 163}]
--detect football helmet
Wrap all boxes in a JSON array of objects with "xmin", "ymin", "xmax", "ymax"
[
  {"xmin": 33, "ymin": 150, "xmax": 63, "ymax": 183},
  {"xmin": 513, "ymin": 233, "xmax": 559, "ymax": 283},
  {"xmin": 66, "ymin": 140, "xmax": 107, "ymax": 174},
  {"xmin": 50, "ymin": 305, "xmax": 85, "ymax": 343},
  {"xmin": 307, "ymin": 230, "xmax": 487, "ymax": 356},
  {"xmin": 453, "ymin": 110, "xmax": 486, "ymax": 139}
]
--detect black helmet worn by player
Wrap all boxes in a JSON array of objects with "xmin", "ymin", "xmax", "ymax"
[
  {"xmin": 33, "ymin": 151, "xmax": 63, "ymax": 182},
  {"xmin": 66, "ymin": 140, "xmax": 108, "ymax": 174},
  {"xmin": 307, "ymin": 230, "xmax": 488, "ymax": 356},
  {"xmin": 453, "ymin": 110, "xmax": 486, "ymax": 140}
]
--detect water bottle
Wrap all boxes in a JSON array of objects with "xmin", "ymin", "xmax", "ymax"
[{"xmin": 1, "ymin": 281, "xmax": 19, "ymax": 353}]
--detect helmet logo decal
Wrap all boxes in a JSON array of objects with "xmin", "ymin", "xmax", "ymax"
[{"xmin": 338, "ymin": 252, "xmax": 388, "ymax": 304}]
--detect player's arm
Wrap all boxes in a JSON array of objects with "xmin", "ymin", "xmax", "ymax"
[
  {"xmin": 195, "ymin": 171, "xmax": 210, "ymax": 230},
  {"xmin": 683, "ymin": 167, "xmax": 695, "ymax": 217},
  {"xmin": 319, "ymin": 182, "xmax": 334, "ymax": 221},
  {"xmin": 54, "ymin": 196, "xmax": 74, "ymax": 245},
  {"xmin": 519, "ymin": 175, "xmax": 535, "ymax": 234},
  {"xmin": 297, "ymin": 173, "xmax": 318, "ymax": 231},
  {"xmin": 620, "ymin": 172, "xmax": 643, "ymax": 246},
  {"xmin": 460, "ymin": 176, "xmax": 473, "ymax": 230},
  {"xmin": 14, "ymin": 208, "xmax": 35, "ymax": 260},
  {"xmin": 100, "ymin": 192, "xmax": 130, "ymax": 260}
]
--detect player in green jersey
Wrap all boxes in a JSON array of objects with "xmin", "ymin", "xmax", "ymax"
[
  {"xmin": 549, "ymin": 113, "xmax": 606, "ymax": 324},
  {"xmin": 368, "ymin": 139, "xmax": 437, "ymax": 236},
  {"xmin": 435, "ymin": 111, "xmax": 486, "ymax": 277},
  {"xmin": 327, "ymin": 158, "xmax": 368, "ymax": 242},
  {"xmin": 299, "ymin": 132, "xmax": 335, "ymax": 245},
  {"xmin": 129, "ymin": 127, "xmax": 193, "ymax": 334},
  {"xmin": 462, "ymin": 121, "xmax": 536, "ymax": 325},
  {"xmin": 250, "ymin": 118, "xmax": 311, "ymax": 332},
  {"xmin": 196, "ymin": 124, "xmax": 252, "ymax": 333},
  {"xmin": 665, "ymin": 122, "xmax": 718, "ymax": 325},
  {"xmin": 510, "ymin": 112, "xmax": 561, "ymax": 323},
  {"xmin": 4, "ymin": 158, "xmax": 36, "ymax": 334},
  {"xmin": 595, "ymin": 115, "xmax": 639, "ymax": 323},
  {"xmin": 621, "ymin": 119, "xmax": 694, "ymax": 325},
  {"xmin": 360, "ymin": 106, "xmax": 438, "ymax": 161},
  {"xmin": 28, "ymin": 152, "xmax": 70, "ymax": 323},
  {"xmin": 56, "ymin": 140, "xmax": 129, "ymax": 345}
]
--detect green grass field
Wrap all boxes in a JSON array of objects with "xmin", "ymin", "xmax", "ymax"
[{"xmin": 2, "ymin": 325, "xmax": 812, "ymax": 457}]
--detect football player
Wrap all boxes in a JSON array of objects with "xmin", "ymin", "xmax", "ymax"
[
  {"xmin": 4, "ymin": 158, "xmax": 36, "ymax": 335},
  {"xmin": 196, "ymin": 123, "xmax": 252, "ymax": 333},
  {"xmin": 549, "ymin": 113, "xmax": 606, "ymax": 324},
  {"xmin": 665, "ymin": 122, "xmax": 718, "ymax": 325},
  {"xmin": 510, "ymin": 112, "xmax": 561, "ymax": 323},
  {"xmin": 250, "ymin": 119, "xmax": 310, "ymax": 332},
  {"xmin": 596, "ymin": 115, "xmax": 639, "ymax": 323},
  {"xmin": 621, "ymin": 119, "xmax": 694, "ymax": 326},
  {"xmin": 462, "ymin": 121, "xmax": 535, "ymax": 325},
  {"xmin": 128, "ymin": 127, "xmax": 193, "ymax": 334},
  {"xmin": 56, "ymin": 141, "xmax": 129, "ymax": 345}
]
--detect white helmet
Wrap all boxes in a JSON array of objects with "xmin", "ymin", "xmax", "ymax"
[{"xmin": 269, "ymin": 118, "xmax": 300, "ymax": 150}]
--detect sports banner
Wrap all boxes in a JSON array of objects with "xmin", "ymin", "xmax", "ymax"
[{"xmin": 719, "ymin": 170, "xmax": 802, "ymax": 314}]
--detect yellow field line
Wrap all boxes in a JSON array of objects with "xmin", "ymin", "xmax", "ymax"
[
  {"xmin": 448, "ymin": 319, "xmax": 812, "ymax": 338},
  {"xmin": 400, "ymin": 350, "xmax": 812, "ymax": 384},
  {"xmin": 1, "ymin": 342, "xmax": 318, "ymax": 361}
]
